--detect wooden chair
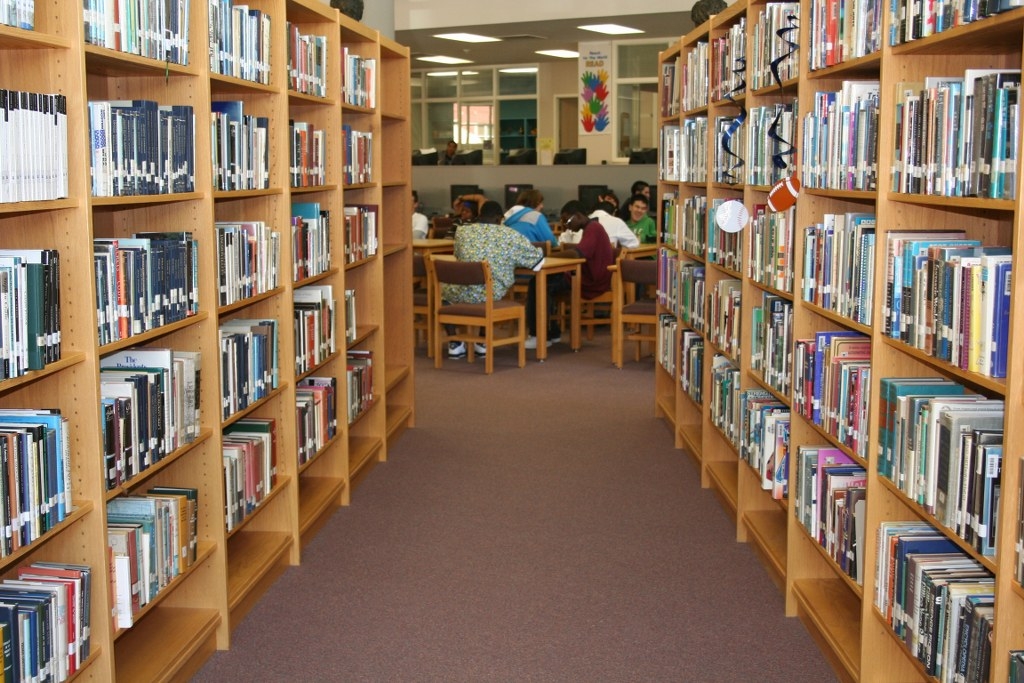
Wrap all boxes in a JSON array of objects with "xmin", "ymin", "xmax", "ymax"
[
  {"xmin": 553, "ymin": 244, "xmax": 622, "ymax": 341},
  {"xmin": 429, "ymin": 216, "xmax": 454, "ymax": 239},
  {"xmin": 509, "ymin": 241, "xmax": 551, "ymax": 303},
  {"xmin": 412, "ymin": 252, "xmax": 432, "ymax": 356},
  {"xmin": 429, "ymin": 256, "xmax": 527, "ymax": 374},
  {"xmin": 611, "ymin": 256, "xmax": 659, "ymax": 368}
]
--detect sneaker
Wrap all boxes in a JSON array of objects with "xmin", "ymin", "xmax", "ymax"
[
  {"xmin": 448, "ymin": 342, "xmax": 467, "ymax": 358},
  {"xmin": 524, "ymin": 335, "xmax": 553, "ymax": 350},
  {"xmin": 473, "ymin": 343, "xmax": 487, "ymax": 356}
]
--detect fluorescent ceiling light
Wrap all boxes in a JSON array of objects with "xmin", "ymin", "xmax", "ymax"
[
  {"xmin": 578, "ymin": 23, "xmax": 644, "ymax": 35},
  {"xmin": 434, "ymin": 32, "xmax": 501, "ymax": 43},
  {"xmin": 426, "ymin": 71, "xmax": 459, "ymax": 77},
  {"xmin": 536, "ymin": 49, "xmax": 579, "ymax": 59},
  {"xmin": 417, "ymin": 55, "xmax": 473, "ymax": 65},
  {"xmin": 498, "ymin": 67, "xmax": 538, "ymax": 74},
  {"xmin": 461, "ymin": 71, "xmax": 479, "ymax": 75}
]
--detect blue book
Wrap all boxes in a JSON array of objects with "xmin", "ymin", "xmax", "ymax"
[
  {"xmin": 991, "ymin": 259, "xmax": 1012, "ymax": 377},
  {"xmin": 812, "ymin": 330, "xmax": 862, "ymax": 425}
]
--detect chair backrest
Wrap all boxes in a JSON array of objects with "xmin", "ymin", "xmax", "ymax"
[
  {"xmin": 620, "ymin": 258, "xmax": 658, "ymax": 287},
  {"xmin": 412, "ymin": 252, "xmax": 426, "ymax": 277},
  {"xmin": 531, "ymin": 241, "xmax": 551, "ymax": 256},
  {"xmin": 429, "ymin": 216, "xmax": 454, "ymax": 239}
]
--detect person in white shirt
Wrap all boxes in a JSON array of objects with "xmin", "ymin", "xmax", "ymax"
[
  {"xmin": 589, "ymin": 201, "xmax": 639, "ymax": 248},
  {"xmin": 412, "ymin": 190, "xmax": 429, "ymax": 239}
]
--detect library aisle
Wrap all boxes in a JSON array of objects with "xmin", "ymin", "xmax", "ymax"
[{"xmin": 193, "ymin": 337, "xmax": 836, "ymax": 681}]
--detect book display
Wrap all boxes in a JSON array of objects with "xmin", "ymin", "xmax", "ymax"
[
  {"xmin": 657, "ymin": 1, "xmax": 1024, "ymax": 680},
  {"xmin": 0, "ymin": 0, "xmax": 411, "ymax": 677}
]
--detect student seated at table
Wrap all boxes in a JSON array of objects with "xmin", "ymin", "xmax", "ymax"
[
  {"xmin": 412, "ymin": 189, "xmax": 429, "ymax": 239},
  {"xmin": 442, "ymin": 200, "xmax": 544, "ymax": 358},
  {"xmin": 624, "ymin": 192, "xmax": 657, "ymax": 244},
  {"xmin": 559, "ymin": 200, "xmax": 639, "ymax": 249},
  {"xmin": 503, "ymin": 189, "xmax": 558, "ymax": 247}
]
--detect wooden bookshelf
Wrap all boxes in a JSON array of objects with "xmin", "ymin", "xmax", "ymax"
[
  {"xmin": 657, "ymin": 2, "xmax": 1024, "ymax": 680},
  {"xmin": 0, "ymin": 0, "xmax": 411, "ymax": 678}
]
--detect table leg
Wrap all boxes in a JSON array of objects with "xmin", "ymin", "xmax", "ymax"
[
  {"xmin": 570, "ymin": 265, "xmax": 581, "ymax": 351},
  {"xmin": 536, "ymin": 270, "xmax": 548, "ymax": 361}
]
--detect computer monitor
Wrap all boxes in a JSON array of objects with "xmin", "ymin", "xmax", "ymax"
[
  {"xmin": 578, "ymin": 184, "xmax": 608, "ymax": 213},
  {"xmin": 502, "ymin": 148, "xmax": 536, "ymax": 165},
  {"xmin": 452, "ymin": 149, "xmax": 483, "ymax": 165},
  {"xmin": 554, "ymin": 148, "xmax": 587, "ymax": 165},
  {"xmin": 450, "ymin": 184, "xmax": 482, "ymax": 208},
  {"xmin": 412, "ymin": 148, "xmax": 438, "ymax": 166},
  {"xmin": 504, "ymin": 184, "xmax": 533, "ymax": 210},
  {"xmin": 628, "ymin": 148, "xmax": 658, "ymax": 164}
]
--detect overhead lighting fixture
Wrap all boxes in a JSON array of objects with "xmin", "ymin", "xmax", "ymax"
[
  {"xmin": 434, "ymin": 32, "xmax": 501, "ymax": 43},
  {"xmin": 416, "ymin": 55, "xmax": 473, "ymax": 65},
  {"xmin": 461, "ymin": 71, "xmax": 479, "ymax": 75},
  {"xmin": 498, "ymin": 67, "xmax": 538, "ymax": 74},
  {"xmin": 426, "ymin": 71, "xmax": 459, "ymax": 77},
  {"xmin": 578, "ymin": 23, "xmax": 644, "ymax": 35},
  {"xmin": 536, "ymin": 49, "xmax": 579, "ymax": 59}
]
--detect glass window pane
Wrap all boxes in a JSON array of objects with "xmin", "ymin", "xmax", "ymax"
[
  {"xmin": 617, "ymin": 43, "xmax": 667, "ymax": 79},
  {"xmin": 411, "ymin": 102, "xmax": 424, "ymax": 149},
  {"xmin": 410, "ymin": 72, "xmax": 423, "ymax": 101},
  {"xmin": 460, "ymin": 69, "xmax": 493, "ymax": 97},
  {"xmin": 425, "ymin": 71, "xmax": 458, "ymax": 98},
  {"xmin": 498, "ymin": 100, "xmax": 537, "ymax": 154},
  {"xmin": 427, "ymin": 102, "xmax": 457, "ymax": 149},
  {"xmin": 616, "ymin": 83, "xmax": 659, "ymax": 157},
  {"xmin": 498, "ymin": 70, "xmax": 537, "ymax": 96}
]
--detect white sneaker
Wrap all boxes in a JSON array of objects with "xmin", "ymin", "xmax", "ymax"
[
  {"xmin": 549, "ymin": 336, "xmax": 562, "ymax": 344},
  {"xmin": 473, "ymin": 343, "xmax": 487, "ymax": 356},
  {"xmin": 524, "ymin": 335, "xmax": 553, "ymax": 350},
  {"xmin": 448, "ymin": 342, "xmax": 467, "ymax": 358}
]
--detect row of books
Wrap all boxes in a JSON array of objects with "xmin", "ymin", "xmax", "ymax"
[
  {"xmin": 0, "ymin": 562, "xmax": 94, "ymax": 681},
  {"xmin": 708, "ymin": 355, "xmax": 740, "ymax": 444},
  {"xmin": 0, "ymin": 91, "xmax": 68, "ymax": 203},
  {"xmin": 808, "ymin": 0, "xmax": 882, "ymax": 70},
  {"xmin": 892, "ymin": 70, "xmax": 1020, "ymax": 199},
  {"xmin": 660, "ymin": 56, "xmax": 681, "ymax": 118},
  {"xmin": 656, "ymin": 314, "xmax": 677, "ymax": 377},
  {"xmin": 793, "ymin": 330, "xmax": 872, "ymax": 457},
  {"xmin": 878, "ymin": 377, "xmax": 1002, "ymax": 556},
  {"xmin": 883, "ymin": 231, "xmax": 1011, "ymax": 378},
  {"xmin": 343, "ymin": 288, "xmax": 356, "ymax": 343},
  {"xmin": 795, "ymin": 445, "xmax": 865, "ymax": 583},
  {"xmin": 108, "ymin": 488, "xmax": 198, "ymax": 627},
  {"xmin": 289, "ymin": 120, "xmax": 326, "ymax": 188},
  {"xmin": 0, "ymin": 248, "xmax": 61, "ymax": 378},
  {"xmin": 709, "ymin": 18, "xmax": 745, "ymax": 103},
  {"xmin": 211, "ymin": 100, "xmax": 269, "ymax": 192},
  {"xmin": 0, "ymin": 410, "xmax": 71, "ymax": 556},
  {"xmin": 658, "ymin": 193, "xmax": 706, "ymax": 254},
  {"xmin": 341, "ymin": 47, "xmax": 376, "ymax": 109},
  {"xmin": 682, "ymin": 41, "xmax": 708, "ymax": 112},
  {"xmin": 222, "ymin": 418, "xmax": 276, "ymax": 532},
  {"xmin": 801, "ymin": 212, "xmax": 876, "ymax": 326},
  {"xmin": 750, "ymin": 3, "xmax": 799, "ymax": 90},
  {"xmin": 83, "ymin": 0, "xmax": 189, "ymax": 63},
  {"xmin": 750, "ymin": 293, "xmax": 793, "ymax": 396},
  {"xmin": 291, "ymin": 202, "xmax": 332, "ymax": 282},
  {"xmin": 293, "ymin": 284, "xmax": 336, "ymax": 375},
  {"xmin": 0, "ymin": 0, "xmax": 30, "ymax": 28},
  {"xmin": 680, "ymin": 329, "xmax": 704, "ymax": 405},
  {"xmin": 707, "ymin": 198, "xmax": 742, "ymax": 270},
  {"xmin": 208, "ymin": 0, "xmax": 271, "ymax": 83},
  {"xmin": 100, "ymin": 348, "xmax": 201, "ymax": 488},
  {"xmin": 747, "ymin": 203, "xmax": 795, "ymax": 293},
  {"xmin": 88, "ymin": 100, "xmax": 196, "ymax": 197},
  {"xmin": 219, "ymin": 318, "xmax": 279, "ymax": 420},
  {"xmin": 296, "ymin": 377, "xmax": 337, "ymax": 466},
  {"xmin": 743, "ymin": 101, "xmax": 798, "ymax": 187},
  {"xmin": 343, "ymin": 203, "xmax": 378, "ymax": 264},
  {"xmin": 217, "ymin": 221, "xmax": 281, "ymax": 307},
  {"xmin": 707, "ymin": 278, "xmax": 741, "ymax": 361},
  {"xmin": 874, "ymin": 521, "xmax": 994, "ymax": 682},
  {"xmin": 346, "ymin": 349, "xmax": 372, "ymax": 423},
  {"xmin": 341, "ymin": 124, "xmax": 372, "ymax": 185},
  {"xmin": 801, "ymin": 81, "xmax": 880, "ymax": 191},
  {"xmin": 659, "ymin": 117, "xmax": 707, "ymax": 183},
  {"xmin": 739, "ymin": 390, "xmax": 789, "ymax": 500},
  {"xmin": 94, "ymin": 233, "xmax": 200, "ymax": 345},
  {"xmin": 287, "ymin": 23, "xmax": 327, "ymax": 98},
  {"xmin": 889, "ymin": 0, "xmax": 1021, "ymax": 45}
]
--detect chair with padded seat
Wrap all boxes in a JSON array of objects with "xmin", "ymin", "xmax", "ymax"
[
  {"xmin": 611, "ymin": 256, "xmax": 659, "ymax": 368},
  {"xmin": 429, "ymin": 256, "xmax": 526, "ymax": 374},
  {"xmin": 428, "ymin": 216, "xmax": 455, "ymax": 239}
]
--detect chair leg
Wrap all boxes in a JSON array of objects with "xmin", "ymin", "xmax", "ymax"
[
  {"xmin": 517, "ymin": 314, "xmax": 526, "ymax": 368},
  {"xmin": 484, "ymin": 326, "xmax": 493, "ymax": 374},
  {"xmin": 434, "ymin": 319, "xmax": 444, "ymax": 369}
]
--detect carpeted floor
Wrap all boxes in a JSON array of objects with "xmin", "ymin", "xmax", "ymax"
[{"xmin": 192, "ymin": 332, "xmax": 839, "ymax": 682}]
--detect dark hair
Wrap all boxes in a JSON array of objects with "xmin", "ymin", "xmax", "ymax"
[
  {"xmin": 594, "ymin": 201, "xmax": 617, "ymax": 214},
  {"xmin": 630, "ymin": 180, "xmax": 650, "ymax": 195},
  {"xmin": 478, "ymin": 200, "xmax": 504, "ymax": 223},
  {"xmin": 412, "ymin": 189, "xmax": 419, "ymax": 202},
  {"xmin": 560, "ymin": 199, "xmax": 586, "ymax": 217},
  {"xmin": 516, "ymin": 188, "xmax": 544, "ymax": 208},
  {"xmin": 627, "ymin": 193, "xmax": 649, "ymax": 207}
]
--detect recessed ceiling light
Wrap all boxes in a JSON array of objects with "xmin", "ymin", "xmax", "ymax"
[
  {"xmin": 417, "ymin": 55, "xmax": 473, "ymax": 65},
  {"xmin": 577, "ymin": 23, "xmax": 644, "ymax": 35},
  {"xmin": 536, "ymin": 49, "xmax": 579, "ymax": 59},
  {"xmin": 498, "ymin": 67, "xmax": 538, "ymax": 74},
  {"xmin": 434, "ymin": 32, "xmax": 501, "ymax": 43},
  {"xmin": 426, "ymin": 71, "xmax": 459, "ymax": 77}
]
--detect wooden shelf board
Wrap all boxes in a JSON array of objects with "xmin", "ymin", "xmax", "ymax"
[
  {"xmin": 348, "ymin": 323, "xmax": 379, "ymax": 347},
  {"xmin": 881, "ymin": 336, "xmax": 1007, "ymax": 396},
  {"xmin": 386, "ymin": 403, "xmax": 413, "ymax": 441},
  {"xmin": 114, "ymin": 606, "xmax": 220, "ymax": 683},
  {"xmin": 385, "ymin": 363, "xmax": 410, "ymax": 391},
  {"xmin": 209, "ymin": 72, "xmax": 278, "ymax": 94},
  {"xmin": 297, "ymin": 434, "xmax": 343, "ymax": 475},
  {"xmin": 655, "ymin": 394, "xmax": 677, "ymax": 427},
  {"xmin": 887, "ymin": 190, "xmax": 1016, "ymax": 212},
  {"xmin": 0, "ymin": 501, "xmax": 92, "ymax": 574},
  {"xmin": 225, "ymin": 474, "xmax": 293, "ymax": 539},
  {"xmin": 792, "ymin": 578, "xmax": 862, "ymax": 682},
  {"xmin": 0, "ymin": 24, "xmax": 71, "ymax": 48},
  {"xmin": 0, "ymin": 197, "xmax": 78, "ymax": 214},
  {"xmin": 805, "ymin": 51, "xmax": 882, "ymax": 80},
  {"xmin": 298, "ymin": 476, "xmax": 346, "ymax": 536},
  {"xmin": 90, "ymin": 191, "xmax": 203, "ymax": 207},
  {"xmin": 293, "ymin": 266, "xmax": 341, "ymax": 289},
  {"xmin": 705, "ymin": 459, "xmax": 738, "ymax": 515},
  {"xmin": 296, "ymin": 349, "xmax": 342, "ymax": 382},
  {"xmin": 0, "ymin": 351, "xmax": 86, "ymax": 395},
  {"xmin": 99, "ymin": 312, "xmax": 208, "ymax": 355},
  {"xmin": 221, "ymin": 384, "xmax": 288, "ymax": 429},
  {"xmin": 83, "ymin": 45, "xmax": 196, "ymax": 76},
  {"xmin": 678, "ymin": 423, "xmax": 703, "ymax": 462},
  {"xmin": 742, "ymin": 508, "xmax": 788, "ymax": 580},
  {"xmin": 800, "ymin": 300, "xmax": 872, "ymax": 335},
  {"xmin": 217, "ymin": 285, "xmax": 286, "ymax": 316},
  {"xmin": 108, "ymin": 429, "xmax": 214, "ymax": 500},
  {"xmin": 226, "ymin": 530, "xmax": 293, "ymax": 610},
  {"xmin": 349, "ymin": 435, "xmax": 383, "ymax": 478}
]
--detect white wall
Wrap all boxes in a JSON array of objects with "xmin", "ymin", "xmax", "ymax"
[{"xmin": 394, "ymin": 0, "xmax": 691, "ymax": 30}]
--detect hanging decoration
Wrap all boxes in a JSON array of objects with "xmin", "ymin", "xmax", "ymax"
[
  {"xmin": 719, "ymin": 55, "xmax": 747, "ymax": 184},
  {"xmin": 767, "ymin": 174, "xmax": 801, "ymax": 212},
  {"xmin": 716, "ymin": 199, "xmax": 749, "ymax": 234}
]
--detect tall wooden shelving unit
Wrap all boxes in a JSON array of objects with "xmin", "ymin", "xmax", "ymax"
[
  {"xmin": 0, "ymin": 0, "xmax": 412, "ymax": 678},
  {"xmin": 658, "ymin": 3, "xmax": 1024, "ymax": 681}
]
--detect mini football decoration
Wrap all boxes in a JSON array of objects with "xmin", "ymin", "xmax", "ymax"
[
  {"xmin": 767, "ymin": 174, "xmax": 801, "ymax": 212},
  {"xmin": 715, "ymin": 199, "xmax": 749, "ymax": 234}
]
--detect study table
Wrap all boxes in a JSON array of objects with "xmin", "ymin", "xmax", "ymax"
[
  {"xmin": 412, "ymin": 238, "xmax": 455, "ymax": 255},
  {"xmin": 516, "ymin": 256, "xmax": 585, "ymax": 362}
]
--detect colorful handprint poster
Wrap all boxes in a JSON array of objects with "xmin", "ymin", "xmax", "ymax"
[{"xmin": 578, "ymin": 42, "xmax": 611, "ymax": 135}]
